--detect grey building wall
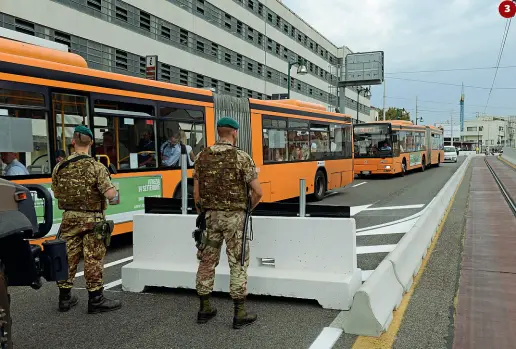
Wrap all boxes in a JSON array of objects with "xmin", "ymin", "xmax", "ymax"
[{"xmin": 0, "ymin": 0, "xmax": 372, "ymax": 119}]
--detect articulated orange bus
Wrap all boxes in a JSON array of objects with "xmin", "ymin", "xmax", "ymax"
[
  {"xmin": 353, "ymin": 120, "xmax": 444, "ymax": 177},
  {"xmin": 0, "ymin": 37, "xmax": 354, "ymax": 240}
]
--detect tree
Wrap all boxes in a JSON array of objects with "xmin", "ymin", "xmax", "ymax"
[{"xmin": 383, "ymin": 107, "xmax": 410, "ymax": 121}]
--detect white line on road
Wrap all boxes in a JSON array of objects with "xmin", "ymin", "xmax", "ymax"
[
  {"xmin": 364, "ymin": 204, "xmax": 425, "ymax": 211},
  {"xmin": 357, "ymin": 244, "xmax": 397, "ymax": 254},
  {"xmin": 352, "ymin": 182, "xmax": 367, "ymax": 188},
  {"xmin": 356, "ymin": 209, "xmax": 425, "ymax": 232},
  {"xmin": 75, "ymin": 256, "xmax": 133, "ymax": 278},
  {"xmin": 356, "ymin": 217, "xmax": 419, "ymax": 236},
  {"xmin": 104, "ymin": 279, "xmax": 123, "ymax": 290},
  {"xmin": 309, "ymin": 327, "xmax": 344, "ymax": 349}
]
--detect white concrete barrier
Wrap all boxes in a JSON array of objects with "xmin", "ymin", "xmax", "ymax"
[
  {"xmin": 342, "ymin": 260, "xmax": 404, "ymax": 336},
  {"xmin": 342, "ymin": 155, "xmax": 473, "ymax": 336},
  {"xmin": 459, "ymin": 150, "xmax": 476, "ymax": 156},
  {"xmin": 387, "ymin": 155, "xmax": 471, "ymax": 292},
  {"xmin": 121, "ymin": 214, "xmax": 362, "ymax": 310},
  {"xmin": 502, "ymin": 147, "xmax": 516, "ymax": 165}
]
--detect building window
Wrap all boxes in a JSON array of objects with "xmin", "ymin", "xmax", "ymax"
[
  {"xmin": 139, "ymin": 11, "xmax": 151, "ymax": 31},
  {"xmin": 115, "ymin": 6, "xmax": 128, "ymax": 21},
  {"xmin": 87, "ymin": 0, "xmax": 102, "ymax": 12}
]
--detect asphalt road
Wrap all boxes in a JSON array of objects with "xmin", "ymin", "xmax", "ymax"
[{"xmin": 8, "ymin": 157, "xmax": 466, "ymax": 349}]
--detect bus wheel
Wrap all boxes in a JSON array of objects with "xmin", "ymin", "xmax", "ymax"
[
  {"xmin": 173, "ymin": 184, "xmax": 194, "ymax": 199},
  {"xmin": 313, "ymin": 171, "xmax": 327, "ymax": 201},
  {"xmin": 399, "ymin": 160, "xmax": 407, "ymax": 177}
]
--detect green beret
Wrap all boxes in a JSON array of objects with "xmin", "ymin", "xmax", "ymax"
[
  {"xmin": 217, "ymin": 117, "xmax": 239, "ymax": 130},
  {"xmin": 74, "ymin": 125, "xmax": 93, "ymax": 139}
]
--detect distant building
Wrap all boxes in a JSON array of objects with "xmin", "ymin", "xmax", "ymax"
[{"xmin": 436, "ymin": 115, "xmax": 516, "ymax": 151}]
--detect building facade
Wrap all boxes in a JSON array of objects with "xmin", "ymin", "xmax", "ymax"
[
  {"xmin": 0, "ymin": 0, "xmax": 374, "ymax": 121},
  {"xmin": 437, "ymin": 116, "xmax": 516, "ymax": 151}
]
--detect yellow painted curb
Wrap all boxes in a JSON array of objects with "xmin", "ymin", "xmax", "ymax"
[
  {"xmin": 352, "ymin": 166, "xmax": 468, "ymax": 349},
  {"xmin": 498, "ymin": 155, "xmax": 516, "ymax": 169}
]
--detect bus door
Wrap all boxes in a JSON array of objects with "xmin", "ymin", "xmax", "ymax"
[{"xmin": 426, "ymin": 128, "xmax": 432, "ymax": 165}]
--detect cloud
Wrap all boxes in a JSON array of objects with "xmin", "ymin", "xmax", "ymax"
[
  {"xmin": 282, "ymin": 0, "xmax": 516, "ymax": 120},
  {"xmin": 282, "ymin": 0, "xmax": 502, "ymax": 69}
]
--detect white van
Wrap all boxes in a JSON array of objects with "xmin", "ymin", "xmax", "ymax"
[{"xmin": 443, "ymin": 146, "xmax": 458, "ymax": 163}]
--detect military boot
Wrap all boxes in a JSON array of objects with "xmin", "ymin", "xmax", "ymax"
[
  {"xmin": 87, "ymin": 290, "xmax": 122, "ymax": 314},
  {"xmin": 58, "ymin": 288, "xmax": 78, "ymax": 312},
  {"xmin": 232, "ymin": 298, "xmax": 257, "ymax": 329},
  {"xmin": 197, "ymin": 294, "xmax": 217, "ymax": 324}
]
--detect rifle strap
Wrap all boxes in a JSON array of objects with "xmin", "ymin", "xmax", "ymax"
[{"xmin": 56, "ymin": 155, "xmax": 92, "ymax": 175}]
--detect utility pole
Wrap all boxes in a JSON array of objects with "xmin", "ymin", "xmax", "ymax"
[
  {"xmin": 415, "ymin": 96, "xmax": 418, "ymax": 124},
  {"xmin": 382, "ymin": 80, "xmax": 386, "ymax": 121},
  {"xmin": 450, "ymin": 111, "xmax": 453, "ymax": 147}
]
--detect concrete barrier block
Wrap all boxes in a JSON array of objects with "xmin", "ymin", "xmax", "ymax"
[
  {"xmin": 122, "ymin": 213, "xmax": 361, "ymax": 310},
  {"xmin": 343, "ymin": 260, "xmax": 403, "ymax": 336}
]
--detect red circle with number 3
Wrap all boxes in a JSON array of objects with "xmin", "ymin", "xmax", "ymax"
[{"xmin": 499, "ymin": 1, "xmax": 516, "ymax": 18}]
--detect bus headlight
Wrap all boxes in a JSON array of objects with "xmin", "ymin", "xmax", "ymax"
[{"xmin": 385, "ymin": 165, "xmax": 391, "ymax": 169}]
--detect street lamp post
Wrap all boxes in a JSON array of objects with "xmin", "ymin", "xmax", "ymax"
[
  {"xmin": 356, "ymin": 86, "xmax": 371, "ymax": 124},
  {"xmin": 287, "ymin": 59, "xmax": 308, "ymax": 99},
  {"xmin": 415, "ymin": 116, "xmax": 424, "ymax": 125}
]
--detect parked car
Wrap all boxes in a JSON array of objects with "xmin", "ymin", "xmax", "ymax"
[{"xmin": 443, "ymin": 146, "xmax": 458, "ymax": 163}]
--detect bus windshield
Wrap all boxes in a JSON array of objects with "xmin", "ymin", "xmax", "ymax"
[{"xmin": 353, "ymin": 124, "xmax": 393, "ymax": 158}]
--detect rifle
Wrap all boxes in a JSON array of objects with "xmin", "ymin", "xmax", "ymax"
[{"xmin": 241, "ymin": 189, "xmax": 253, "ymax": 267}]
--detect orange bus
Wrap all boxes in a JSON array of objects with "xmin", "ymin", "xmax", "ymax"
[
  {"xmin": 0, "ymin": 37, "xmax": 354, "ymax": 240},
  {"xmin": 353, "ymin": 120, "xmax": 444, "ymax": 177}
]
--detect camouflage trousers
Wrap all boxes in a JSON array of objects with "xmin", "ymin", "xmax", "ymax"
[
  {"xmin": 56, "ymin": 218, "xmax": 107, "ymax": 293},
  {"xmin": 196, "ymin": 210, "xmax": 249, "ymax": 299}
]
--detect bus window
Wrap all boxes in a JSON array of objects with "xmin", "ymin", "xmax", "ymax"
[
  {"xmin": 158, "ymin": 106, "xmax": 204, "ymax": 169},
  {"xmin": 262, "ymin": 117, "xmax": 288, "ymax": 163},
  {"xmin": 398, "ymin": 131, "xmax": 407, "ymax": 153},
  {"xmin": 309, "ymin": 123, "xmax": 330, "ymax": 160},
  {"xmin": 0, "ymin": 88, "xmax": 49, "ymax": 176},
  {"xmin": 92, "ymin": 99, "xmax": 155, "ymax": 170},
  {"xmin": 332, "ymin": 124, "xmax": 353, "ymax": 158},
  {"xmin": 53, "ymin": 93, "xmax": 89, "ymax": 161},
  {"xmin": 353, "ymin": 124, "xmax": 392, "ymax": 158}
]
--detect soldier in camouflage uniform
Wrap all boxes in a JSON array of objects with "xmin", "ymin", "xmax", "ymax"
[
  {"xmin": 51, "ymin": 125, "xmax": 122, "ymax": 314},
  {"xmin": 193, "ymin": 117, "xmax": 263, "ymax": 329}
]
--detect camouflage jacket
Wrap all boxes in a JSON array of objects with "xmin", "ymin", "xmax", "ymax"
[
  {"xmin": 194, "ymin": 141, "xmax": 257, "ymax": 211},
  {"xmin": 51, "ymin": 152, "xmax": 115, "ymax": 221}
]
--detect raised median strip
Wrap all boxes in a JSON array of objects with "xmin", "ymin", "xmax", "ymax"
[{"xmin": 340, "ymin": 155, "xmax": 473, "ymax": 337}]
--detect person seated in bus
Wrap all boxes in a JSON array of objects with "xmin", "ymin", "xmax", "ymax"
[
  {"xmin": 160, "ymin": 131, "xmax": 194, "ymax": 167},
  {"xmin": 380, "ymin": 141, "xmax": 392, "ymax": 151},
  {"xmin": 95, "ymin": 131, "xmax": 117, "ymax": 167},
  {"xmin": 274, "ymin": 149, "xmax": 285, "ymax": 162},
  {"xmin": 56, "ymin": 150, "xmax": 66, "ymax": 163},
  {"xmin": 0, "ymin": 152, "xmax": 29, "ymax": 176},
  {"xmin": 137, "ymin": 131, "xmax": 156, "ymax": 167}
]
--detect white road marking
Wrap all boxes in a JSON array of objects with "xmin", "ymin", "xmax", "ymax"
[
  {"xmin": 361, "ymin": 270, "xmax": 374, "ymax": 282},
  {"xmin": 350, "ymin": 204, "xmax": 372, "ymax": 216},
  {"xmin": 356, "ymin": 217, "xmax": 418, "ymax": 236},
  {"xmin": 75, "ymin": 256, "xmax": 133, "ymax": 278},
  {"xmin": 357, "ymin": 244, "xmax": 397, "ymax": 254},
  {"xmin": 364, "ymin": 204, "xmax": 425, "ymax": 211},
  {"xmin": 104, "ymin": 279, "xmax": 123, "ymax": 290},
  {"xmin": 309, "ymin": 327, "xmax": 343, "ymax": 349},
  {"xmin": 356, "ymin": 209, "xmax": 425, "ymax": 232},
  {"xmin": 352, "ymin": 182, "xmax": 367, "ymax": 188}
]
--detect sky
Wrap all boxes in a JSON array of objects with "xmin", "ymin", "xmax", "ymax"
[{"xmin": 282, "ymin": 0, "xmax": 516, "ymax": 125}]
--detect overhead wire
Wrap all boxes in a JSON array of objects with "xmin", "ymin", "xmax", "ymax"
[{"xmin": 484, "ymin": 18, "xmax": 512, "ymax": 112}]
